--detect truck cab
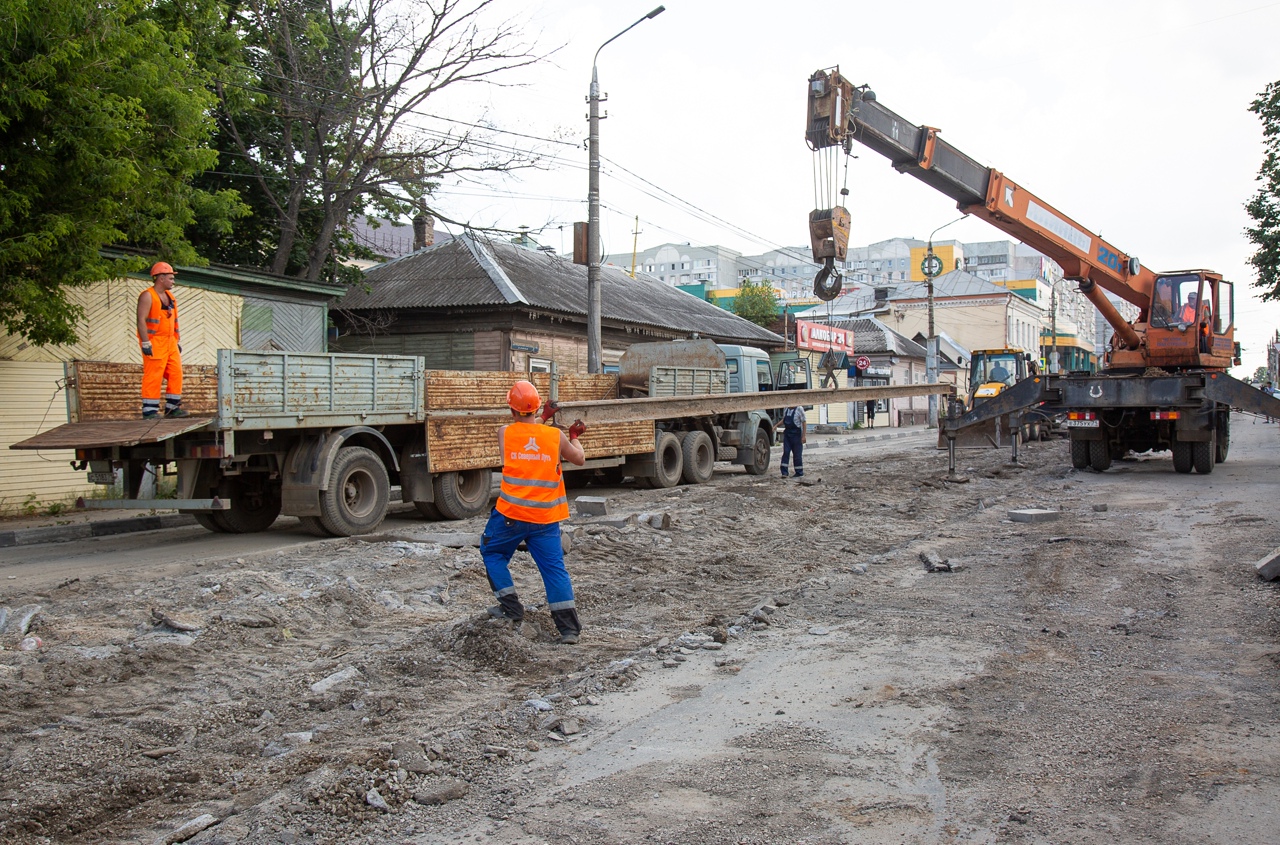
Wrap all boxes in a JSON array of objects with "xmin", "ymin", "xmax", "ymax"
[{"xmin": 719, "ymin": 345, "xmax": 811, "ymax": 394}]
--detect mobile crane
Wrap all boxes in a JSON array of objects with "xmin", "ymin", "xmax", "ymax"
[{"xmin": 804, "ymin": 66, "xmax": 1280, "ymax": 474}]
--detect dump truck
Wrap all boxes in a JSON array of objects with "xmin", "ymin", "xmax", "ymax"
[
  {"xmin": 12, "ymin": 341, "xmax": 950, "ymax": 536},
  {"xmin": 804, "ymin": 66, "xmax": 1280, "ymax": 473}
]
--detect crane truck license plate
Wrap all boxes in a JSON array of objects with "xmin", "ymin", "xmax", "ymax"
[{"xmin": 1063, "ymin": 419, "xmax": 1099, "ymax": 428}]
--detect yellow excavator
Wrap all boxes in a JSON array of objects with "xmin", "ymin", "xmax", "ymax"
[{"xmin": 958, "ymin": 349, "xmax": 1049, "ymax": 447}]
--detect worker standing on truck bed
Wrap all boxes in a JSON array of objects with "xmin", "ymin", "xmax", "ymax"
[
  {"xmin": 779, "ymin": 403, "xmax": 806, "ymax": 478},
  {"xmin": 136, "ymin": 262, "xmax": 187, "ymax": 419},
  {"xmin": 481, "ymin": 380, "xmax": 587, "ymax": 644}
]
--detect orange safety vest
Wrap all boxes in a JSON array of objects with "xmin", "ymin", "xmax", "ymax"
[
  {"xmin": 138, "ymin": 288, "xmax": 179, "ymax": 346},
  {"xmin": 496, "ymin": 422, "xmax": 569, "ymax": 524}
]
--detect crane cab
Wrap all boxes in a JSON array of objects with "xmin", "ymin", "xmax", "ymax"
[{"xmin": 1142, "ymin": 271, "xmax": 1236, "ymax": 369}]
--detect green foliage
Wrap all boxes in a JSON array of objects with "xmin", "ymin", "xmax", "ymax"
[
  {"xmin": 1254, "ymin": 366, "xmax": 1270, "ymax": 383},
  {"xmin": 0, "ymin": 0, "xmax": 244, "ymax": 345},
  {"xmin": 1247, "ymin": 80, "xmax": 1280, "ymax": 300},
  {"xmin": 733, "ymin": 279, "xmax": 782, "ymax": 328}
]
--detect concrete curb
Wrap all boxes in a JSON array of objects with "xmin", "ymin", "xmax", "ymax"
[{"xmin": 0, "ymin": 514, "xmax": 196, "ymax": 549}]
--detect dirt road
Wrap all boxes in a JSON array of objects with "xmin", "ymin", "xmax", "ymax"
[{"xmin": 2, "ymin": 417, "xmax": 1279, "ymax": 844}]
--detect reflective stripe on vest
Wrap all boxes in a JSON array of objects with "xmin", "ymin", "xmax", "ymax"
[{"xmin": 496, "ymin": 422, "xmax": 569, "ymax": 523}]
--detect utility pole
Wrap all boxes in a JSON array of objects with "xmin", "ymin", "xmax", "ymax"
[
  {"xmin": 922, "ymin": 215, "xmax": 966, "ymax": 428},
  {"xmin": 586, "ymin": 6, "xmax": 666, "ymax": 373},
  {"xmin": 630, "ymin": 215, "xmax": 641, "ymax": 278}
]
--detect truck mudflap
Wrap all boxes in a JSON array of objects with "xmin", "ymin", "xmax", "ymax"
[{"xmin": 1202, "ymin": 372, "xmax": 1280, "ymax": 417}]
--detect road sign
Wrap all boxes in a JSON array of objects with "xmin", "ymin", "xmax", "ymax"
[
  {"xmin": 920, "ymin": 253, "xmax": 943, "ymax": 278},
  {"xmin": 854, "ymin": 355, "xmax": 871, "ymax": 371}
]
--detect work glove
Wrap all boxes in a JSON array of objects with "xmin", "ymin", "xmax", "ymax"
[
  {"xmin": 539, "ymin": 400, "xmax": 560, "ymax": 422},
  {"xmin": 568, "ymin": 419, "xmax": 586, "ymax": 440},
  {"xmin": 141, "ymin": 342, "xmax": 153, "ymax": 357}
]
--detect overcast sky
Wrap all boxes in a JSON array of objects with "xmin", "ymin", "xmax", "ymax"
[{"xmin": 424, "ymin": 0, "xmax": 1280, "ymax": 375}]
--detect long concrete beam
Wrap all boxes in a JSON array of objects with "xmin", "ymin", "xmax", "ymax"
[{"xmin": 427, "ymin": 383, "xmax": 953, "ymax": 426}]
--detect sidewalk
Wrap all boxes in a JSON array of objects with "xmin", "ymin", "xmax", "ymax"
[{"xmin": 0, "ymin": 425, "xmax": 933, "ymax": 549}]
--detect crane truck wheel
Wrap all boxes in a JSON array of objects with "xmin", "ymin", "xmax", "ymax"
[
  {"xmin": 650, "ymin": 432, "xmax": 684, "ymax": 488},
  {"xmin": 1215, "ymin": 416, "xmax": 1230, "ymax": 463},
  {"xmin": 1171, "ymin": 441, "xmax": 1193, "ymax": 473},
  {"xmin": 319, "ymin": 446, "xmax": 390, "ymax": 536},
  {"xmin": 1088, "ymin": 439, "xmax": 1111, "ymax": 472},
  {"xmin": 680, "ymin": 431, "xmax": 715, "ymax": 485},
  {"xmin": 432, "ymin": 468, "xmax": 492, "ymax": 519},
  {"xmin": 1192, "ymin": 437, "xmax": 1214, "ymax": 475},
  {"xmin": 743, "ymin": 428, "xmax": 772, "ymax": 476},
  {"xmin": 1070, "ymin": 439, "xmax": 1090, "ymax": 470}
]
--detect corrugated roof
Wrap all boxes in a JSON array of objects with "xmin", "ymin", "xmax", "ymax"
[
  {"xmin": 834, "ymin": 317, "xmax": 927, "ymax": 358},
  {"xmin": 337, "ymin": 234, "xmax": 783, "ymax": 346}
]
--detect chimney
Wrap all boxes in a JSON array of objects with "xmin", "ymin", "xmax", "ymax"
[{"xmin": 413, "ymin": 212, "xmax": 435, "ymax": 250}]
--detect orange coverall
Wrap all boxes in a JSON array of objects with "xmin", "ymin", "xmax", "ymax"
[{"xmin": 138, "ymin": 287, "xmax": 183, "ymax": 416}]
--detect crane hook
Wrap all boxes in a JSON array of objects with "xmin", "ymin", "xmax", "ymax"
[{"xmin": 813, "ymin": 258, "xmax": 843, "ymax": 301}]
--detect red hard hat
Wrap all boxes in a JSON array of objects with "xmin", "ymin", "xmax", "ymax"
[
  {"xmin": 507, "ymin": 380, "xmax": 541, "ymax": 414},
  {"xmin": 150, "ymin": 261, "xmax": 175, "ymax": 277}
]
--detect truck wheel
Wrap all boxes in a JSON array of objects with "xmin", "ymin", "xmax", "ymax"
[
  {"xmin": 1215, "ymin": 416, "xmax": 1230, "ymax": 463},
  {"xmin": 414, "ymin": 500, "xmax": 443, "ymax": 520},
  {"xmin": 319, "ymin": 446, "xmax": 389, "ymax": 536},
  {"xmin": 215, "ymin": 476, "xmax": 282, "ymax": 534},
  {"xmin": 297, "ymin": 515, "xmax": 336, "ymax": 537},
  {"xmin": 1088, "ymin": 439, "xmax": 1111, "ymax": 472},
  {"xmin": 743, "ymin": 428, "xmax": 772, "ymax": 476},
  {"xmin": 193, "ymin": 512, "xmax": 230, "ymax": 533},
  {"xmin": 680, "ymin": 431, "xmax": 715, "ymax": 484},
  {"xmin": 433, "ymin": 468, "xmax": 492, "ymax": 519},
  {"xmin": 1171, "ymin": 441, "xmax": 1193, "ymax": 473},
  {"xmin": 1192, "ymin": 438, "xmax": 1214, "ymax": 475},
  {"xmin": 1070, "ymin": 438, "xmax": 1090, "ymax": 470},
  {"xmin": 650, "ymin": 431, "xmax": 684, "ymax": 488}
]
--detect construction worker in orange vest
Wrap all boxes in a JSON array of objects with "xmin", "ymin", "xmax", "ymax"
[
  {"xmin": 136, "ymin": 262, "xmax": 187, "ymax": 419},
  {"xmin": 481, "ymin": 380, "xmax": 586, "ymax": 644}
]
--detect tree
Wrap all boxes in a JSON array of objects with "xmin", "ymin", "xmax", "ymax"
[
  {"xmin": 197, "ymin": 0, "xmax": 542, "ymax": 282},
  {"xmin": 734, "ymin": 279, "xmax": 782, "ymax": 328},
  {"xmin": 0, "ymin": 0, "xmax": 243, "ymax": 345},
  {"xmin": 1247, "ymin": 80, "xmax": 1280, "ymax": 300}
]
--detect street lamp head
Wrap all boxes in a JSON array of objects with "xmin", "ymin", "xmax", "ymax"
[{"xmin": 646, "ymin": 5, "xmax": 666, "ymax": 18}]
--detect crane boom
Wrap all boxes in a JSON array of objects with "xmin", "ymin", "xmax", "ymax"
[{"xmin": 806, "ymin": 67, "xmax": 1167, "ymax": 351}]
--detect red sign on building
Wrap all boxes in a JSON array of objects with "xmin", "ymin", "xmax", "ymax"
[{"xmin": 795, "ymin": 319, "xmax": 856, "ymax": 353}]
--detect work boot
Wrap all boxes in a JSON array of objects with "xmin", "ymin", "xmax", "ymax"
[
  {"xmin": 551, "ymin": 608, "xmax": 582, "ymax": 645},
  {"xmin": 487, "ymin": 593, "xmax": 524, "ymax": 622},
  {"xmin": 779, "ymin": 468, "xmax": 788, "ymax": 478},
  {"xmin": 165, "ymin": 408, "xmax": 190, "ymax": 418},
  {"xmin": 142, "ymin": 410, "xmax": 159, "ymax": 419},
  {"xmin": 795, "ymin": 469, "xmax": 805, "ymax": 478}
]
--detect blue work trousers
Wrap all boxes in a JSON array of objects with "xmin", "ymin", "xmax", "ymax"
[
  {"xmin": 480, "ymin": 509, "xmax": 575, "ymax": 610},
  {"xmin": 780, "ymin": 428, "xmax": 804, "ymax": 475}
]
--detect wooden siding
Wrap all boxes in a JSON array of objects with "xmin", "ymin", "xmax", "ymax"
[
  {"xmin": 0, "ymin": 361, "xmax": 95, "ymax": 513},
  {"xmin": 0, "ymin": 279, "xmax": 241, "ymax": 366},
  {"xmin": 241, "ymin": 297, "xmax": 326, "ymax": 353},
  {"xmin": 423, "ymin": 370, "xmax": 653, "ymax": 473}
]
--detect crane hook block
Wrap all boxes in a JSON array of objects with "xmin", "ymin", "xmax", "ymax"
[{"xmin": 814, "ymin": 258, "xmax": 843, "ymax": 301}]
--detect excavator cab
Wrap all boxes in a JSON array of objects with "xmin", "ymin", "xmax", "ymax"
[{"xmin": 969, "ymin": 349, "xmax": 1032, "ymax": 407}]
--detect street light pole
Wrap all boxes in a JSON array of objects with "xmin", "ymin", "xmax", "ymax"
[
  {"xmin": 922, "ymin": 215, "xmax": 967, "ymax": 427},
  {"xmin": 586, "ymin": 5, "xmax": 665, "ymax": 374}
]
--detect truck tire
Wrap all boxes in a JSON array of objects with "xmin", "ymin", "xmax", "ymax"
[
  {"xmin": 680, "ymin": 431, "xmax": 715, "ymax": 485},
  {"xmin": 1192, "ymin": 437, "xmax": 1214, "ymax": 475},
  {"xmin": 1171, "ymin": 441, "xmax": 1193, "ymax": 473},
  {"xmin": 433, "ymin": 468, "xmax": 492, "ymax": 520},
  {"xmin": 743, "ymin": 428, "xmax": 772, "ymax": 476},
  {"xmin": 193, "ymin": 512, "xmax": 230, "ymax": 533},
  {"xmin": 297, "ymin": 515, "xmax": 336, "ymax": 537},
  {"xmin": 1070, "ymin": 438, "xmax": 1090, "ymax": 470},
  {"xmin": 319, "ymin": 446, "xmax": 390, "ymax": 536},
  {"xmin": 1215, "ymin": 416, "xmax": 1230, "ymax": 463},
  {"xmin": 414, "ymin": 500, "xmax": 443, "ymax": 520},
  {"xmin": 218, "ymin": 477, "xmax": 283, "ymax": 534},
  {"xmin": 650, "ymin": 431, "xmax": 684, "ymax": 488},
  {"xmin": 1088, "ymin": 439, "xmax": 1111, "ymax": 472}
]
